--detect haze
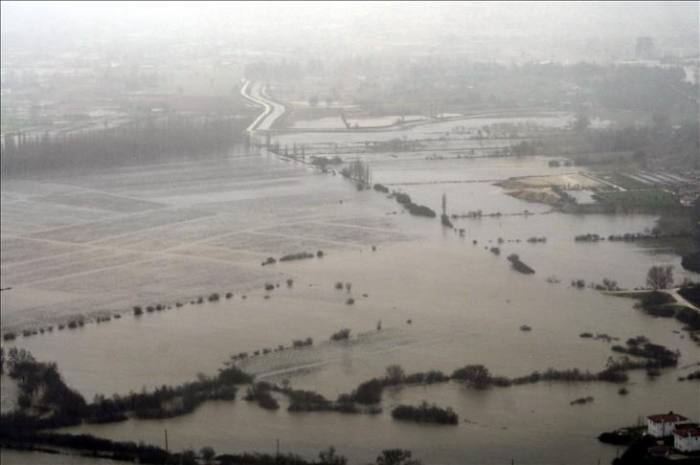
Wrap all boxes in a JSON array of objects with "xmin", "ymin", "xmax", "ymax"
[{"xmin": 1, "ymin": 2, "xmax": 699, "ymax": 465}]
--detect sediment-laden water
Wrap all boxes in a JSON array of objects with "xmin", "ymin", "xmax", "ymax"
[{"xmin": 2, "ymin": 119, "xmax": 698, "ymax": 464}]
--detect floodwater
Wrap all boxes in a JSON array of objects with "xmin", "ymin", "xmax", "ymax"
[
  {"xmin": 291, "ymin": 115, "xmax": 428, "ymax": 129},
  {"xmin": 2, "ymin": 117, "xmax": 699, "ymax": 464},
  {"xmin": 0, "ymin": 449, "xmax": 125, "ymax": 465},
  {"xmin": 59, "ymin": 374, "xmax": 698, "ymax": 465},
  {"xmin": 274, "ymin": 112, "xmax": 573, "ymax": 146}
]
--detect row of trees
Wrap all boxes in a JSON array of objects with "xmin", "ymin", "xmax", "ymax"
[
  {"xmin": 1, "ymin": 114, "xmax": 250, "ymax": 177},
  {"xmin": 340, "ymin": 159, "xmax": 372, "ymax": 187},
  {"xmin": 391, "ymin": 192, "xmax": 436, "ymax": 218},
  {"xmin": 336, "ymin": 332, "xmax": 681, "ymax": 406},
  {"xmin": 391, "ymin": 402, "xmax": 458, "ymax": 425},
  {"xmin": 87, "ymin": 367, "xmax": 249, "ymax": 422},
  {"xmin": 535, "ymin": 120, "xmax": 698, "ymax": 170},
  {"xmin": 2, "ymin": 347, "xmax": 255, "ymax": 427},
  {"xmin": 1, "ymin": 426, "xmax": 422, "ymax": 465}
]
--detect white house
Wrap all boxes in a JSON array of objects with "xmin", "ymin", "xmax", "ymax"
[
  {"xmin": 647, "ymin": 412, "xmax": 688, "ymax": 437},
  {"xmin": 674, "ymin": 424, "xmax": 700, "ymax": 453}
]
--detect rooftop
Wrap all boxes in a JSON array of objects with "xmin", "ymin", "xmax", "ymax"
[
  {"xmin": 648, "ymin": 412, "xmax": 688, "ymax": 423},
  {"xmin": 674, "ymin": 423, "xmax": 700, "ymax": 438}
]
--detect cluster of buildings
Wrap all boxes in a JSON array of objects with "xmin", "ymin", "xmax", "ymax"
[{"xmin": 647, "ymin": 411, "xmax": 700, "ymax": 453}]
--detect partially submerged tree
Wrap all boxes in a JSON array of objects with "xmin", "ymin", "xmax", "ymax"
[
  {"xmin": 318, "ymin": 446, "xmax": 348, "ymax": 465},
  {"xmin": 646, "ymin": 265, "xmax": 674, "ymax": 290},
  {"xmin": 200, "ymin": 446, "xmax": 216, "ymax": 464},
  {"xmin": 376, "ymin": 449, "xmax": 422, "ymax": 465},
  {"xmin": 385, "ymin": 365, "xmax": 405, "ymax": 384}
]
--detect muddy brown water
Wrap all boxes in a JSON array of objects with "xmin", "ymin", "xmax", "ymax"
[{"xmin": 2, "ymin": 140, "xmax": 698, "ymax": 464}]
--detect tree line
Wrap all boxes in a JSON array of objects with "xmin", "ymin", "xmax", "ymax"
[
  {"xmin": 1, "ymin": 114, "xmax": 250, "ymax": 177},
  {"xmin": 1, "ymin": 348, "xmax": 254, "ymax": 428}
]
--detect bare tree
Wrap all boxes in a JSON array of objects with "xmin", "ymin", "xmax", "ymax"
[
  {"xmin": 385, "ymin": 364, "xmax": 405, "ymax": 384},
  {"xmin": 646, "ymin": 265, "xmax": 674, "ymax": 290},
  {"xmin": 341, "ymin": 159, "xmax": 371, "ymax": 186}
]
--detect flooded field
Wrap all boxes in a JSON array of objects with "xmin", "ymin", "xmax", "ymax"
[
  {"xmin": 0, "ymin": 153, "xmax": 390, "ymax": 330},
  {"xmin": 2, "ymin": 2, "xmax": 699, "ymax": 464},
  {"xmin": 275, "ymin": 112, "xmax": 573, "ymax": 146},
  {"xmin": 290, "ymin": 115, "xmax": 428, "ymax": 129},
  {"xmin": 2, "ymin": 117, "xmax": 698, "ymax": 464}
]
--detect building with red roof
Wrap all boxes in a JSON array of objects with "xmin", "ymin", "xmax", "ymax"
[
  {"xmin": 673, "ymin": 423, "xmax": 700, "ymax": 452},
  {"xmin": 647, "ymin": 411, "xmax": 689, "ymax": 437}
]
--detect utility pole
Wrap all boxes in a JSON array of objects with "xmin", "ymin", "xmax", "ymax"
[
  {"xmin": 164, "ymin": 428, "xmax": 168, "ymax": 452},
  {"xmin": 276, "ymin": 438, "xmax": 280, "ymax": 457}
]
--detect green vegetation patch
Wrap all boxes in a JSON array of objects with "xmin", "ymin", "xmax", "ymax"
[{"xmin": 593, "ymin": 189, "xmax": 681, "ymax": 212}]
